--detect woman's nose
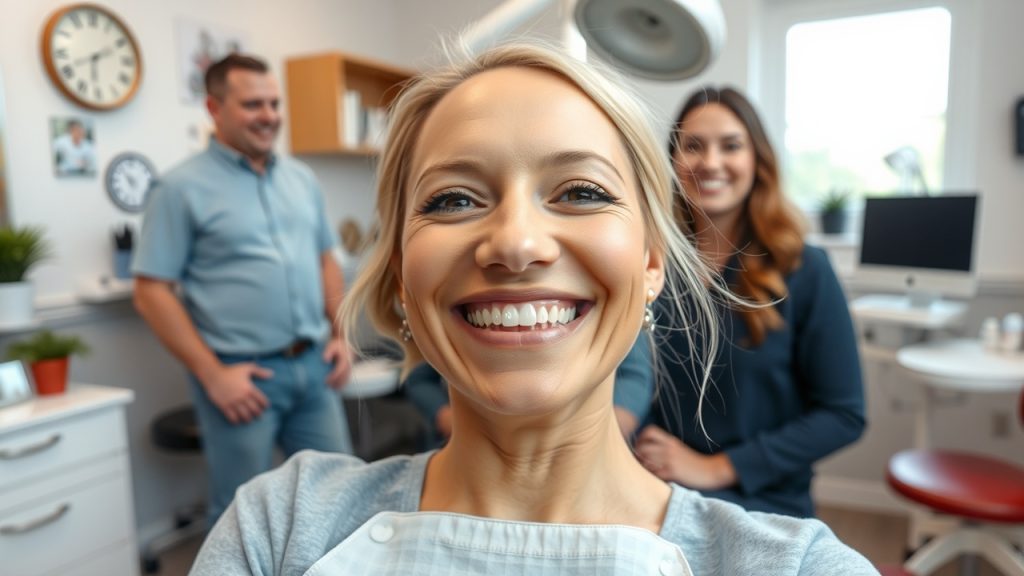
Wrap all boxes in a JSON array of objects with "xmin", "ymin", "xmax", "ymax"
[
  {"xmin": 475, "ymin": 193, "xmax": 560, "ymax": 273},
  {"xmin": 696, "ymin": 146, "xmax": 722, "ymax": 171}
]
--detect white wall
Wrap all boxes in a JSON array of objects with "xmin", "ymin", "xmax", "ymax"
[{"xmin": 971, "ymin": 0, "xmax": 1024, "ymax": 278}]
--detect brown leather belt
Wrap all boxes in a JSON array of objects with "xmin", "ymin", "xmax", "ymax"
[{"xmin": 267, "ymin": 338, "xmax": 314, "ymax": 359}]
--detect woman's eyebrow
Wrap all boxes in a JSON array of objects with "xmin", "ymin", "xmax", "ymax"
[
  {"xmin": 415, "ymin": 151, "xmax": 624, "ymax": 188},
  {"xmin": 414, "ymin": 159, "xmax": 486, "ymax": 189},
  {"xmin": 539, "ymin": 150, "xmax": 624, "ymax": 183},
  {"xmin": 682, "ymin": 132, "xmax": 745, "ymax": 145}
]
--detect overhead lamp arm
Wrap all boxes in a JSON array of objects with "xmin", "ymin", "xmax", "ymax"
[{"xmin": 462, "ymin": 0, "xmax": 567, "ymax": 54}]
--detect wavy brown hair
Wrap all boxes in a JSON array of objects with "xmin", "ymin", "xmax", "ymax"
[{"xmin": 669, "ymin": 87, "xmax": 805, "ymax": 347}]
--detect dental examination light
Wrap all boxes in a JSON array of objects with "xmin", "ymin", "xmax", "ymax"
[{"xmin": 461, "ymin": 0, "xmax": 727, "ymax": 81}]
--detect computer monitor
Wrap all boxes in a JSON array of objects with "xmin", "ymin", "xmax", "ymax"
[{"xmin": 856, "ymin": 194, "xmax": 979, "ymax": 307}]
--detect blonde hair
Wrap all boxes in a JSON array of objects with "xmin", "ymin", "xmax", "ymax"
[{"xmin": 340, "ymin": 41, "xmax": 721, "ymax": 417}]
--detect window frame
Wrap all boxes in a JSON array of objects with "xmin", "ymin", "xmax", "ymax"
[{"xmin": 754, "ymin": 0, "xmax": 979, "ymax": 214}]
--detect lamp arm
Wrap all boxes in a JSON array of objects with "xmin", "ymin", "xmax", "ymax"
[
  {"xmin": 559, "ymin": 0, "xmax": 587, "ymax": 60},
  {"xmin": 462, "ymin": 0, "xmax": 557, "ymax": 54}
]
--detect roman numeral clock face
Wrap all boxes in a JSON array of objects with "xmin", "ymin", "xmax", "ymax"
[{"xmin": 41, "ymin": 4, "xmax": 143, "ymax": 110}]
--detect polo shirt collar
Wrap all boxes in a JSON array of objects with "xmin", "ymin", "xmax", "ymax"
[{"xmin": 208, "ymin": 137, "xmax": 277, "ymax": 173}]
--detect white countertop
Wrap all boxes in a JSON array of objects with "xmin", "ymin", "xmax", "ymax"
[{"xmin": 0, "ymin": 384, "xmax": 134, "ymax": 435}]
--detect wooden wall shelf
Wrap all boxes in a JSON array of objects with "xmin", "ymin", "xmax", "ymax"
[{"xmin": 285, "ymin": 52, "xmax": 414, "ymax": 155}]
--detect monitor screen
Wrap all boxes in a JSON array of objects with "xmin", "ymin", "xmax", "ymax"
[{"xmin": 859, "ymin": 195, "xmax": 977, "ymax": 272}]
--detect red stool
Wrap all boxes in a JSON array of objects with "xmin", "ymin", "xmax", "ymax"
[{"xmin": 885, "ymin": 393, "xmax": 1024, "ymax": 575}]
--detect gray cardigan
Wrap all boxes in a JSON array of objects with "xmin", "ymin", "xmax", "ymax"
[{"xmin": 191, "ymin": 451, "xmax": 879, "ymax": 575}]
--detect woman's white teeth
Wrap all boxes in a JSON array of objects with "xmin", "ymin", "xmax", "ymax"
[
  {"xmin": 700, "ymin": 179, "xmax": 728, "ymax": 190},
  {"xmin": 467, "ymin": 303, "xmax": 577, "ymax": 329}
]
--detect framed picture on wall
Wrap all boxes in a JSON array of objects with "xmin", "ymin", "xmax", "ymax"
[
  {"xmin": 175, "ymin": 18, "xmax": 250, "ymax": 105},
  {"xmin": 50, "ymin": 116, "xmax": 97, "ymax": 178}
]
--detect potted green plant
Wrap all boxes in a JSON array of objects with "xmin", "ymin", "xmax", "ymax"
[
  {"xmin": 0, "ymin": 226, "xmax": 52, "ymax": 328},
  {"xmin": 819, "ymin": 189, "xmax": 850, "ymax": 235},
  {"xmin": 5, "ymin": 330, "xmax": 90, "ymax": 395}
]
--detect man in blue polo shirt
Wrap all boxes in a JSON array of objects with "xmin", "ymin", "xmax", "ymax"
[{"xmin": 133, "ymin": 53, "xmax": 352, "ymax": 525}]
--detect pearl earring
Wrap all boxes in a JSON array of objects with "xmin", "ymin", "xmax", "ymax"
[
  {"xmin": 642, "ymin": 288, "xmax": 656, "ymax": 332},
  {"xmin": 399, "ymin": 318, "xmax": 413, "ymax": 343}
]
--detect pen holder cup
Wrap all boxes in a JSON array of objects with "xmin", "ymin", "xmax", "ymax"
[{"xmin": 114, "ymin": 249, "xmax": 132, "ymax": 280}]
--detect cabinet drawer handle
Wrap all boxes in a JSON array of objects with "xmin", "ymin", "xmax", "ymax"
[
  {"xmin": 0, "ymin": 503, "xmax": 71, "ymax": 535},
  {"xmin": 0, "ymin": 433, "xmax": 62, "ymax": 460}
]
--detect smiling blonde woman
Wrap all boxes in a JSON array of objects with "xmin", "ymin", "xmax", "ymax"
[{"xmin": 190, "ymin": 42, "xmax": 878, "ymax": 575}]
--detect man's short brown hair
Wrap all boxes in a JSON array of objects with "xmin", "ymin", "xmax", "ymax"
[{"xmin": 204, "ymin": 53, "xmax": 269, "ymax": 99}]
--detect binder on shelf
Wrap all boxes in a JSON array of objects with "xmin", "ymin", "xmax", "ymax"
[
  {"xmin": 364, "ymin": 107, "xmax": 387, "ymax": 149},
  {"xmin": 343, "ymin": 89, "xmax": 362, "ymax": 149}
]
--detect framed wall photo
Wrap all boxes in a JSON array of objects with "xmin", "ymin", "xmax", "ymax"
[
  {"xmin": 175, "ymin": 18, "xmax": 250, "ymax": 105},
  {"xmin": 0, "ymin": 360, "xmax": 33, "ymax": 409},
  {"xmin": 50, "ymin": 116, "xmax": 97, "ymax": 178}
]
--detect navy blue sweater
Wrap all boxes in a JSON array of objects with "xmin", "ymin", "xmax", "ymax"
[{"xmin": 650, "ymin": 245, "xmax": 866, "ymax": 517}]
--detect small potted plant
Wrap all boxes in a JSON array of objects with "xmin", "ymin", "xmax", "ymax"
[
  {"xmin": 5, "ymin": 330, "xmax": 90, "ymax": 395},
  {"xmin": 0, "ymin": 226, "xmax": 53, "ymax": 328},
  {"xmin": 819, "ymin": 189, "xmax": 850, "ymax": 235}
]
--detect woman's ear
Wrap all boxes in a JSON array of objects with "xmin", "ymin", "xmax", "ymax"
[
  {"xmin": 644, "ymin": 244, "xmax": 666, "ymax": 298},
  {"xmin": 389, "ymin": 252, "xmax": 405, "ymax": 305}
]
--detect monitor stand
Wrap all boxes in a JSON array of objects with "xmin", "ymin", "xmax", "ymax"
[{"xmin": 850, "ymin": 293, "xmax": 968, "ymax": 330}]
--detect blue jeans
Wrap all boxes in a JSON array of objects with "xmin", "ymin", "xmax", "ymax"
[{"xmin": 189, "ymin": 341, "xmax": 352, "ymax": 526}]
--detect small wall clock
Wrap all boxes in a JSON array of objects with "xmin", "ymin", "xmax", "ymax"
[
  {"xmin": 105, "ymin": 152, "xmax": 156, "ymax": 213},
  {"xmin": 41, "ymin": 4, "xmax": 143, "ymax": 111}
]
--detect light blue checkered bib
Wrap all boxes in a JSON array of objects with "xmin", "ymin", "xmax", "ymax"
[{"xmin": 304, "ymin": 511, "xmax": 693, "ymax": 575}]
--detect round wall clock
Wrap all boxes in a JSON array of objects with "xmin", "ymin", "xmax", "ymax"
[
  {"xmin": 40, "ymin": 4, "xmax": 143, "ymax": 111},
  {"xmin": 105, "ymin": 152, "xmax": 156, "ymax": 213}
]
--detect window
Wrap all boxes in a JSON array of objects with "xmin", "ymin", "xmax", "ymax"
[{"xmin": 774, "ymin": 6, "xmax": 952, "ymax": 207}]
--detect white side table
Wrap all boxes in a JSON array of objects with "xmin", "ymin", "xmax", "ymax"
[
  {"xmin": 895, "ymin": 339, "xmax": 1024, "ymax": 555},
  {"xmin": 897, "ymin": 338, "xmax": 1024, "ymax": 450}
]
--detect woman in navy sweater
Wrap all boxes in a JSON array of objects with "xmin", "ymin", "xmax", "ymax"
[{"xmin": 634, "ymin": 87, "xmax": 866, "ymax": 518}]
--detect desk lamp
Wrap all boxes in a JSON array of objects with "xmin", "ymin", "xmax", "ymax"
[
  {"xmin": 462, "ymin": 0, "xmax": 726, "ymax": 80},
  {"xmin": 884, "ymin": 146, "xmax": 929, "ymax": 195}
]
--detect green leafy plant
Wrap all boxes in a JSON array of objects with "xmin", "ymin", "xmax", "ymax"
[
  {"xmin": 0, "ymin": 226, "xmax": 53, "ymax": 283},
  {"xmin": 820, "ymin": 189, "xmax": 850, "ymax": 214},
  {"xmin": 5, "ymin": 330, "xmax": 90, "ymax": 363}
]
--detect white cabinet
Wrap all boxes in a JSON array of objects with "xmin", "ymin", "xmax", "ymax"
[{"xmin": 0, "ymin": 385, "xmax": 136, "ymax": 576}]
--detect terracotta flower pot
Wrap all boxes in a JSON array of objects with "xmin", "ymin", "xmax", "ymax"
[{"xmin": 31, "ymin": 357, "xmax": 69, "ymax": 396}]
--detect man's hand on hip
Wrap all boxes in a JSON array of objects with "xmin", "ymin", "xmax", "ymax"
[
  {"xmin": 323, "ymin": 338, "xmax": 353, "ymax": 389},
  {"xmin": 202, "ymin": 363, "xmax": 272, "ymax": 424}
]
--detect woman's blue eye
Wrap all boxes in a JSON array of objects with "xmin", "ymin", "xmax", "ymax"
[
  {"xmin": 557, "ymin": 183, "xmax": 617, "ymax": 205},
  {"xmin": 420, "ymin": 191, "xmax": 475, "ymax": 215}
]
